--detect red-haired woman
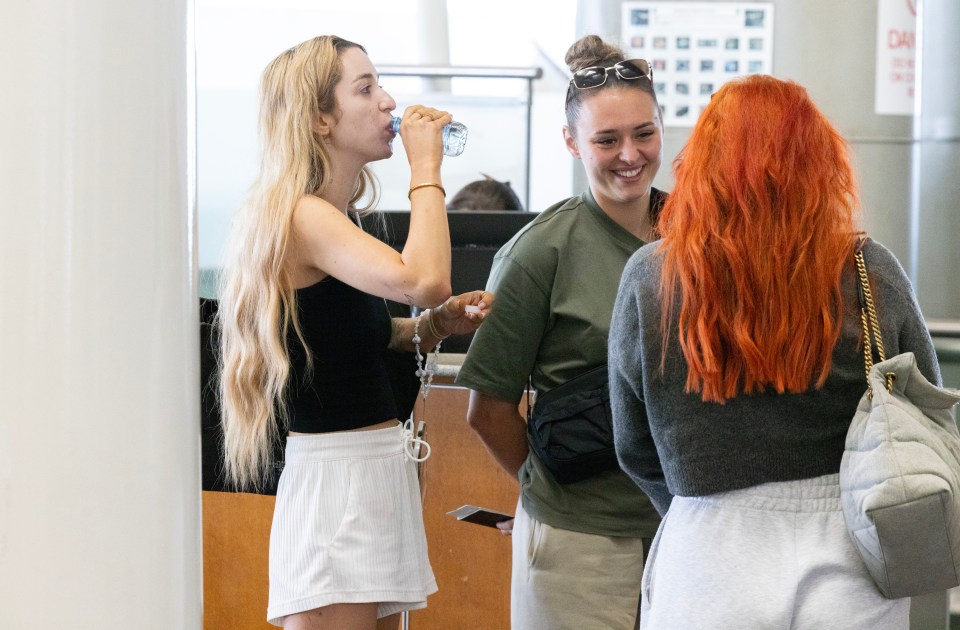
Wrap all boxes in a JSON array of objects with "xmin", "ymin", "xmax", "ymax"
[{"xmin": 609, "ymin": 74, "xmax": 941, "ymax": 629}]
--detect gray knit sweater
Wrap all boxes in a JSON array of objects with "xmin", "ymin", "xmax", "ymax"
[{"xmin": 608, "ymin": 238, "xmax": 941, "ymax": 515}]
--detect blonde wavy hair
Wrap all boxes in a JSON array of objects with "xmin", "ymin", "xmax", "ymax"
[{"xmin": 218, "ymin": 35, "xmax": 379, "ymax": 490}]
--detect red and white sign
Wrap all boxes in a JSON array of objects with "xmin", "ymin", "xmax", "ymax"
[{"xmin": 875, "ymin": 0, "xmax": 916, "ymax": 115}]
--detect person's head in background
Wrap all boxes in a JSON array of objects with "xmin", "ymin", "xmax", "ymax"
[
  {"xmin": 563, "ymin": 35, "xmax": 663, "ymax": 223},
  {"xmin": 447, "ymin": 174, "xmax": 524, "ymax": 211},
  {"xmin": 658, "ymin": 74, "xmax": 860, "ymax": 403}
]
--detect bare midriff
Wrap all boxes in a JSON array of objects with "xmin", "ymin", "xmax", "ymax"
[{"xmin": 288, "ymin": 419, "xmax": 398, "ymax": 436}]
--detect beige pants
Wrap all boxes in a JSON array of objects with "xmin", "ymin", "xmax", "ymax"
[{"xmin": 511, "ymin": 500, "xmax": 645, "ymax": 630}]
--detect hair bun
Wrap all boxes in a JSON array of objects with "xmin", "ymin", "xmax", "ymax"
[{"xmin": 564, "ymin": 35, "xmax": 625, "ymax": 74}]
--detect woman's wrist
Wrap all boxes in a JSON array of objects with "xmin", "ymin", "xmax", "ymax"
[
  {"xmin": 426, "ymin": 308, "xmax": 451, "ymax": 340},
  {"xmin": 408, "ymin": 182, "xmax": 446, "ymax": 200},
  {"xmin": 408, "ymin": 166, "xmax": 443, "ymax": 184}
]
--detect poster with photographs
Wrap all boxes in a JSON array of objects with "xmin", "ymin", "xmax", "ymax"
[{"xmin": 622, "ymin": 2, "xmax": 774, "ymax": 127}]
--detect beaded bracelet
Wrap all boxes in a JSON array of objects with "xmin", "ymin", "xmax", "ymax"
[
  {"xmin": 426, "ymin": 308, "xmax": 451, "ymax": 340},
  {"xmin": 405, "ymin": 311, "xmax": 437, "ymax": 464},
  {"xmin": 408, "ymin": 182, "xmax": 446, "ymax": 200},
  {"xmin": 412, "ymin": 312, "xmax": 441, "ymax": 403}
]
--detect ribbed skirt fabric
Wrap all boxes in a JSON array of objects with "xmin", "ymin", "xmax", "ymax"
[{"xmin": 267, "ymin": 423, "xmax": 437, "ymax": 625}]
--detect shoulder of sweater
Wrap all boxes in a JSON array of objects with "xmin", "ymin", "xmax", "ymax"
[
  {"xmin": 858, "ymin": 238, "xmax": 930, "ymax": 331},
  {"xmin": 614, "ymin": 243, "xmax": 664, "ymax": 312},
  {"xmin": 622, "ymin": 240, "xmax": 664, "ymax": 279},
  {"xmin": 861, "ymin": 238, "xmax": 915, "ymax": 296}
]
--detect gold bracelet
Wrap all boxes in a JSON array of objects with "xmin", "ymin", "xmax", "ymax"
[
  {"xmin": 426, "ymin": 308, "xmax": 451, "ymax": 340},
  {"xmin": 408, "ymin": 182, "xmax": 446, "ymax": 200}
]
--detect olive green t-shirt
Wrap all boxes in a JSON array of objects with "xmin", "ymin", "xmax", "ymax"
[{"xmin": 456, "ymin": 190, "xmax": 662, "ymax": 537}]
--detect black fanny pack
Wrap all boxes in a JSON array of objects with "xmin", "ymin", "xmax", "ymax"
[{"xmin": 526, "ymin": 365, "xmax": 618, "ymax": 484}]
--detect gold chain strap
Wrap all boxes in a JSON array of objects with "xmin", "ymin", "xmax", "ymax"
[{"xmin": 855, "ymin": 249, "xmax": 895, "ymax": 395}]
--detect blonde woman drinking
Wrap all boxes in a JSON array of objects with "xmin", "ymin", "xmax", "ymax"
[{"xmin": 217, "ymin": 35, "xmax": 491, "ymax": 630}]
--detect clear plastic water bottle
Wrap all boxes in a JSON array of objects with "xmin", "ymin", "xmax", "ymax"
[{"xmin": 390, "ymin": 116, "xmax": 468, "ymax": 157}]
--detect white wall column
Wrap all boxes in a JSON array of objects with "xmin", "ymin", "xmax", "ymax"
[
  {"xmin": 418, "ymin": 0, "xmax": 451, "ymax": 92},
  {"xmin": 912, "ymin": 0, "xmax": 960, "ymax": 319},
  {"xmin": 571, "ymin": 0, "xmax": 623, "ymax": 194},
  {"xmin": 0, "ymin": 0, "xmax": 201, "ymax": 627}
]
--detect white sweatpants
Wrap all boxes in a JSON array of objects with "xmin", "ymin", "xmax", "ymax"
[{"xmin": 640, "ymin": 473, "xmax": 909, "ymax": 630}]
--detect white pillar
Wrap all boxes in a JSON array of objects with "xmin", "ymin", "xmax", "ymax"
[
  {"xmin": 912, "ymin": 0, "xmax": 960, "ymax": 319},
  {"xmin": 572, "ymin": 0, "xmax": 623, "ymax": 195},
  {"xmin": 418, "ymin": 0, "xmax": 451, "ymax": 92},
  {"xmin": 0, "ymin": 0, "xmax": 201, "ymax": 627}
]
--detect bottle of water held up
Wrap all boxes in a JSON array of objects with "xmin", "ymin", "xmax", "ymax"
[{"xmin": 390, "ymin": 116, "xmax": 468, "ymax": 157}]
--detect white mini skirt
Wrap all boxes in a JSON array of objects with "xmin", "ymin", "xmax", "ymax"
[{"xmin": 267, "ymin": 423, "xmax": 437, "ymax": 626}]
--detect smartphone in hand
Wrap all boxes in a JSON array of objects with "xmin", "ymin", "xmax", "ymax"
[{"xmin": 447, "ymin": 505, "xmax": 514, "ymax": 528}]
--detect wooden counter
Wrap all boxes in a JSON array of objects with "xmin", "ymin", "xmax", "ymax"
[{"xmin": 202, "ymin": 376, "xmax": 521, "ymax": 629}]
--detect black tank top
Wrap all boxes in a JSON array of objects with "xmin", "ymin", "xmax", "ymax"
[{"xmin": 286, "ymin": 277, "xmax": 398, "ymax": 432}]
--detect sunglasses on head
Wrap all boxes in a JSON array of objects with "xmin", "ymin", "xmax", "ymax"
[{"xmin": 570, "ymin": 59, "xmax": 653, "ymax": 90}]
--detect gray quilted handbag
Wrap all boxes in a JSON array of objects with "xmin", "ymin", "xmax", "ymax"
[{"xmin": 839, "ymin": 249, "xmax": 960, "ymax": 599}]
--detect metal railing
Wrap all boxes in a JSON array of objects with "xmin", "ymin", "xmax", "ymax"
[
  {"xmin": 379, "ymin": 64, "xmax": 544, "ymax": 211},
  {"xmin": 928, "ymin": 320, "xmax": 960, "ymax": 339}
]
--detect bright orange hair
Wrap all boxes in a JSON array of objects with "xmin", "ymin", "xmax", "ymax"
[{"xmin": 658, "ymin": 75, "xmax": 862, "ymax": 403}]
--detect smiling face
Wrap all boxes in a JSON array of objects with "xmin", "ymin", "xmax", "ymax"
[
  {"xmin": 564, "ymin": 87, "xmax": 663, "ymax": 213},
  {"xmin": 315, "ymin": 46, "xmax": 397, "ymax": 166}
]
